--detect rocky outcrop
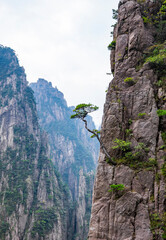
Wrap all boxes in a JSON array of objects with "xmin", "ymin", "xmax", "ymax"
[
  {"xmin": 30, "ymin": 79, "xmax": 99, "ymax": 240},
  {"xmin": 0, "ymin": 46, "xmax": 69, "ymax": 240},
  {"xmin": 89, "ymin": 0, "xmax": 166, "ymax": 239}
]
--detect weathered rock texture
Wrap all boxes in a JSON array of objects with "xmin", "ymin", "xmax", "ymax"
[
  {"xmin": 0, "ymin": 46, "xmax": 69, "ymax": 239},
  {"xmin": 30, "ymin": 79, "xmax": 99, "ymax": 240},
  {"xmin": 89, "ymin": 0, "xmax": 166, "ymax": 239}
]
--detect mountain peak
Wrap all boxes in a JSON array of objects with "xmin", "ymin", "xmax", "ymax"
[{"xmin": 37, "ymin": 78, "xmax": 52, "ymax": 87}]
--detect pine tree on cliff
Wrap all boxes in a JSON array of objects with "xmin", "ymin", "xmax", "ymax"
[{"xmin": 71, "ymin": 103, "xmax": 117, "ymax": 165}]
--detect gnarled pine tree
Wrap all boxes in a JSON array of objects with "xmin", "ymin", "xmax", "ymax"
[{"xmin": 71, "ymin": 103, "xmax": 116, "ymax": 165}]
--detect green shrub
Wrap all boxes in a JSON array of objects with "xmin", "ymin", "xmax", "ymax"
[
  {"xmin": 124, "ymin": 77, "xmax": 133, "ymax": 82},
  {"xmin": 157, "ymin": 76, "xmax": 166, "ymax": 90},
  {"xmin": 134, "ymin": 142, "xmax": 149, "ymax": 152},
  {"xmin": 112, "ymin": 9, "xmax": 118, "ymax": 20},
  {"xmin": 124, "ymin": 77, "xmax": 136, "ymax": 86},
  {"xmin": 148, "ymin": 158, "xmax": 157, "ymax": 166},
  {"xmin": 112, "ymin": 139, "xmax": 131, "ymax": 151},
  {"xmin": 128, "ymin": 119, "xmax": 133, "ymax": 125},
  {"xmin": 108, "ymin": 40, "xmax": 116, "ymax": 50},
  {"xmin": 157, "ymin": 109, "xmax": 166, "ymax": 116},
  {"xmin": 161, "ymin": 163, "xmax": 166, "ymax": 178},
  {"xmin": 156, "ymin": 79, "xmax": 164, "ymax": 87},
  {"xmin": 145, "ymin": 47, "xmax": 166, "ymax": 72},
  {"xmin": 142, "ymin": 16, "xmax": 151, "ymax": 24},
  {"xmin": 162, "ymin": 132, "xmax": 166, "ymax": 144},
  {"xmin": 125, "ymin": 129, "xmax": 133, "ymax": 136},
  {"xmin": 159, "ymin": 145, "xmax": 166, "ymax": 150},
  {"xmin": 108, "ymin": 184, "xmax": 125, "ymax": 193},
  {"xmin": 146, "ymin": 51, "xmax": 166, "ymax": 64},
  {"xmin": 115, "ymin": 141, "xmax": 153, "ymax": 170},
  {"xmin": 159, "ymin": 1, "xmax": 166, "ymax": 16},
  {"xmin": 138, "ymin": 112, "xmax": 147, "ymax": 118}
]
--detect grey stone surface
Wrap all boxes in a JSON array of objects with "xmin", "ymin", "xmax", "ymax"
[{"xmin": 89, "ymin": 0, "xmax": 166, "ymax": 239}]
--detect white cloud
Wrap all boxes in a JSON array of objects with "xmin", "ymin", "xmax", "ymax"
[{"xmin": 0, "ymin": 0, "xmax": 119, "ymax": 127}]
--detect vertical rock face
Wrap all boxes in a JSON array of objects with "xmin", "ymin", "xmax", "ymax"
[
  {"xmin": 30, "ymin": 79, "xmax": 99, "ymax": 240},
  {"xmin": 75, "ymin": 169, "xmax": 94, "ymax": 240},
  {"xmin": 0, "ymin": 46, "xmax": 69, "ymax": 240},
  {"xmin": 89, "ymin": 0, "xmax": 166, "ymax": 239}
]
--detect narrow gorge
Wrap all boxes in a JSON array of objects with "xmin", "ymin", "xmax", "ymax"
[
  {"xmin": 0, "ymin": 0, "xmax": 166, "ymax": 239},
  {"xmin": 30, "ymin": 79, "xmax": 99, "ymax": 239}
]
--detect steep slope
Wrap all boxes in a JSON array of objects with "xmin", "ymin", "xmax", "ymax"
[
  {"xmin": 0, "ymin": 46, "xmax": 69, "ymax": 240},
  {"xmin": 30, "ymin": 79, "xmax": 99, "ymax": 240},
  {"xmin": 89, "ymin": 0, "xmax": 166, "ymax": 239}
]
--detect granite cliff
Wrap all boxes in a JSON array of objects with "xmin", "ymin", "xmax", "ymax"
[
  {"xmin": 89, "ymin": 0, "xmax": 166, "ymax": 239},
  {"xmin": 30, "ymin": 79, "xmax": 99, "ymax": 240},
  {"xmin": 0, "ymin": 46, "xmax": 70, "ymax": 239},
  {"xmin": 0, "ymin": 44, "xmax": 99, "ymax": 240}
]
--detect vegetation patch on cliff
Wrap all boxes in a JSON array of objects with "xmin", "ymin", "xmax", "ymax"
[
  {"xmin": 0, "ymin": 220, "xmax": 10, "ymax": 240},
  {"xmin": 31, "ymin": 207, "xmax": 58, "ymax": 238},
  {"xmin": 150, "ymin": 213, "xmax": 166, "ymax": 239},
  {"xmin": 111, "ymin": 139, "xmax": 156, "ymax": 171}
]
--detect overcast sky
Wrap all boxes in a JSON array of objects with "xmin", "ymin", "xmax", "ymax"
[{"xmin": 0, "ymin": 0, "xmax": 119, "ymax": 127}]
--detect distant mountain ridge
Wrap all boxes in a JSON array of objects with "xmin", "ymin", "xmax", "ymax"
[
  {"xmin": 30, "ymin": 78, "xmax": 99, "ymax": 176},
  {"xmin": 0, "ymin": 45, "xmax": 69, "ymax": 240},
  {"xmin": 30, "ymin": 78, "xmax": 99, "ymax": 240},
  {"xmin": 0, "ymin": 44, "xmax": 99, "ymax": 240}
]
